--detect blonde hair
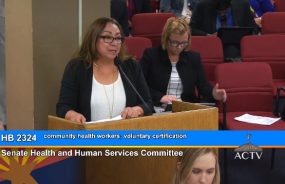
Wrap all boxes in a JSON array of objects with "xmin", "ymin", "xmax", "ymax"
[
  {"xmin": 174, "ymin": 148, "xmax": 220, "ymax": 184},
  {"xmin": 77, "ymin": 17, "xmax": 129, "ymax": 67},
  {"xmin": 161, "ymin": 17, "xmax": 191, "ymax": 50}
]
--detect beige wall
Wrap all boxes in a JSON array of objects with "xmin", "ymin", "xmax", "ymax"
[
  {"xmin": 6, "ymin": 0, "xmax": 110, "ymax": 129},
  {"xmin": 5, "ymin": 0, "xmax": 34, "ymax": 129},
  {"xmin": 32, "ymin": 0, "xmax": 78, "ymax": 130},
  {"xmin": 83, "ymin": 0, "xmax": 110, "ymax": 34}
]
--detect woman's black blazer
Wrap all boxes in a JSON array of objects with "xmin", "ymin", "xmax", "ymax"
[
  {"xmin": 140, "ymin": 46, "xmax": 214, "ymax": 106},
  {"xmin": 56, "ymin": 57, "xmax": 153, "ymax": 121}
]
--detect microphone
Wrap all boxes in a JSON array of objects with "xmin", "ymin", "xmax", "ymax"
[{"xmin": 115, "ymin": 58, "xmax": 152, "ymax": 114}]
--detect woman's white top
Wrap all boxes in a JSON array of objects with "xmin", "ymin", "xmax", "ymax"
[
  {"xmin": 166, "ymin": 62, "xmax": 183, "ymax": 100},
  {"xmin": 90, "ymin": 73, "xmax": 126, "ymax": 121},
  {"xmin": 154, "ymin": 62, "xmax": 183, "ymax": 114}
]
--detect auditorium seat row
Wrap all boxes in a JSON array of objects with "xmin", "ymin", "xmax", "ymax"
[
  {"xmin": 261, "ymin": 12, "xmax": 285, "ymax": 35},
  {"xmin": 241, "ymin": 34, "xmax": 285, "ymax": 96},
  {"xmin": 130, "ymin": 12, "xmax": 285, "ymax": 48},
  {"xmin": 215, "ymin": 62, "xmax": 285, "ymax": 130},
  {"xmin": 124, "ymin": 35, "xmax": 285, "ymax": 97},
  {"xmin": 190, "ymin": 36, "xmax": 285, "ymax": 130}
]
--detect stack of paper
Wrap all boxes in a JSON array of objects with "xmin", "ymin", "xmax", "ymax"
[
  {"xmin": 234, "ymin": 113, "xmax": 280, "ymax": 125},
  {"xmin": 85, "ymin": 115, "xmax": 122, "ymax": 124}
]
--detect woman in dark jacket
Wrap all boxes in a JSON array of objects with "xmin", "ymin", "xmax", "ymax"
[
  {"xmin": 57, "ymin": 17, "xmax": 152, "ymax": 123},
  {"xmin": 140, "ymin": 17, "xmax": 226, "ymax": 108}
]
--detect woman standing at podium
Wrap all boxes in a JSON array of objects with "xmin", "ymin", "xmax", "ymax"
[
  {"xmin": 140, "ymin": 17, "xmax": 226, "ymax": 109},
  {"xmin": 56, "ymin": 17, "xmax": 153, "ymax": 123},
  {"xmin": 173, "ymin": 148, "xmax": 220, "ymax": 184}
]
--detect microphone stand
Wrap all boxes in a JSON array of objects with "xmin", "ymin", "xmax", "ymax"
[{"xmin": 115, "ymin": 58, "xmax": 152, "ymax": 114}]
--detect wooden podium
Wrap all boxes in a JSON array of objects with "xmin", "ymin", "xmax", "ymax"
[{"xmin": 48, "ymin": 101, "xmax": 218, "ymax": 184}]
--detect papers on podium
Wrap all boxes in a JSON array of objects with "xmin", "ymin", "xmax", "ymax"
[
  {"xmin": 85, "ymin": 115, "xmax": 123, "ymax": 124},
  {"xmin": 234, "ymin": 113, "xmax": 280, "ymax": 126}
]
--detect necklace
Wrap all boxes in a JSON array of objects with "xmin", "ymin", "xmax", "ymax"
[
  {"xmin": 94, "ymin": 63, "xmax": 116, "ymax": 118},
  {"xmin": 102, "ymin": 81, "xmax": 115, "ymax": 119}
]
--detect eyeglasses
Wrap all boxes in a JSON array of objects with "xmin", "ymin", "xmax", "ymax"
[
  {"xmin": 168, "ymin": 39, "xmax": 189, "ymax": 48},
  {"xmin": 99, "ymin": 35, "xmax": 124, "ymax": 44}
]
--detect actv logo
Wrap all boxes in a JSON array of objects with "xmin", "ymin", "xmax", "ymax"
[
  {"xmin": 234, "ymin": 134, "xmax": 263, "ymax": 160},
  {"xmin": 234, "ymin": 151, "xmax": 262, "ymax": 160}
]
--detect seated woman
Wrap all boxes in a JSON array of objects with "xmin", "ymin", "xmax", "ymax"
[
  {"xmin": 56, "ymin": 17, "xmax": 153, "ymax": 123},
  {"xmin": 173, "ymin": 148, "xmax": 220, "ymax": 184},
  {"xmin": 140, "ymin": 17, "xmax": 226, "ymax": 110}
]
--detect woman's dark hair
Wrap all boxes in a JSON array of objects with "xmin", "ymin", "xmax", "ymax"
[{"xmin": 77, "ymin": 17, "xmax": 129, "ymax": 67}]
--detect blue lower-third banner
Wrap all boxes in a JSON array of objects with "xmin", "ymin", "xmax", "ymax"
[{"xmin": 0, "ymin": 130, "xmax": 285, "ymax": 147}]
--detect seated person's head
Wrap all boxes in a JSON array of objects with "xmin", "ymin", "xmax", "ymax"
[
  {"xmin": 161, "ymin": 17, "xmax": 191, "ymax": 53},
  {"xmin": 174, "ymin": 148, "xmax": 220, "ymax": 184}
]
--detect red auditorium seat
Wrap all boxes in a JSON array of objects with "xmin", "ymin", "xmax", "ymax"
[
  {"xmin": 132, "ymin": 13, "xmax": 175, "ymax": 47},
  {"xmin": 240, "ymin": 35, "xmax": 285, "ymax": 96},
  {"xmin": 124, "ymin": 37, "xmax": 152, "ymax": 61},
  {"xmin": 215, "ymin": 62, "xmax": 285, "ymax": 130},
  {"xmin": 261, "ymin": 12, "xmax": 285, "ymax": 34},
  {"xmin": 275, "ymin": 0, "xmax": 285, "ymax": 12},
  {"xmin": 190, "ymin": 36, "xmax": 224, "ymax": 85}
]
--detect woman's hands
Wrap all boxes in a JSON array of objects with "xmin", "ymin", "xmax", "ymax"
[
  {"xmin": 65, "ymin": 110, "xmax": 86, "ymax": 123},
  {"xmin": 255, "ymin": 17, "xmax": 262, "ymax": 27},
  {"xmin": 121, "ymin": 106, "xmax": 144, "ymax": 119},
  {"xmin": 160, "ymin": 95, "xmax": 177, "ymax": 104},
  {"xmin": 212, "ymin": 83, "xmax": 227, "ymax": 102},
  {"xmin": 65, "ymin": 107, "xmax": 145, "ymax": 123}
]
